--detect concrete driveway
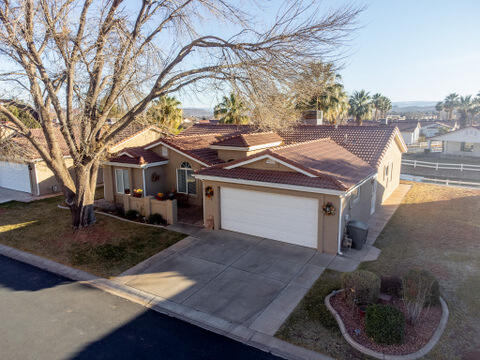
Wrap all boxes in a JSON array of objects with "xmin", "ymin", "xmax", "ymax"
[
  {"xmin": 115, "ymin": 228, "xmax": 364, "ymax": 336},
  {"xmin": 0, "ymin": 187, "xmax": 34, "ymax": 204}
]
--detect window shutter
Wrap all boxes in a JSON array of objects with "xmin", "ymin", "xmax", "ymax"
[
  {"xmin": 115, "ymin": 169, "xmax": 124, "ymax": 193},
  {"xmin": 177, "ymin": 169, "xmax": 187, "ymax": 193},
  {"xmin": 123, "ymin": 170, "xmax": 130, "ymax": 191},
  {"xmin": 187, "ymin": 170, "xmax": 196, "ymax": 195}
]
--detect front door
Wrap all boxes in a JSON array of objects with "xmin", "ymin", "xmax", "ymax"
[{"xmin": 370, "ymin": 179, "xmax": 377, "ymax": 215}]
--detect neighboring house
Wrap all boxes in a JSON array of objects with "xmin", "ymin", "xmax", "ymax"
[
  {"xmin": 394, "ymin": 121, "xmax": 421, "ymax": 145},
  {"xmin": 429, "ymin": 126, "xmax": 480, "ymax": 157},
  {"xmin": 0, "ymin": 124, "xmax": 163, "ymax": 195},
  {"xmin": 420, "ymin": 121, "xmax": 458, "ymax": 138},
  {"xmin": 103, "ymin": 123, "xmax": 406, "ymax": 254}
]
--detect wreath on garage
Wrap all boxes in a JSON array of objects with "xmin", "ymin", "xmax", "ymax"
[
  {"xmin": 322, "ymin": 202, "xmax": 336, "ymax": 216},
  {"xmin": 205, "ymin": 186, "xmax": 214, "ymax": 199}
]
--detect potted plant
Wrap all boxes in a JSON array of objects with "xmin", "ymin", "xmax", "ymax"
[
  {"xmin": 155, "ymin": 192, "xmax": 165, "ymax": 201},
  {"xmin": 124, "ymin": 188, "xmax": 131, "ymax": 195},
  {"xmin": 132, "ymin": 188, "xmax": 143, "ymax": 198}
]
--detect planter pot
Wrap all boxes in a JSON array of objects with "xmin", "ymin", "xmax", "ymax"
[
  {"xmin": 132, "ymin": 194, "xmax": 142, "ymax": 198},
  {"xmin": 357, "ymin": 304, "xmax": 369, "ymax": 317}
]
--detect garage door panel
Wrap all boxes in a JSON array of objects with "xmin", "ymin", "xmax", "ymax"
[
  {"xmin": 220, "ymin": 187, "xmax": 318, "ymax": 248},
  {"xmin": 0, "ymin": 161, "xmax": 31, "ymax": 193}
]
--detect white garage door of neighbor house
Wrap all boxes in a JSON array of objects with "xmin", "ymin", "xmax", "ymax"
[
  {"xmin": 0, "ymin": 161, "xmax": 31, "ymax": 193},
  {"xmin": 220, "ymin": 187, "xmax": 318, "ymax": 248}
]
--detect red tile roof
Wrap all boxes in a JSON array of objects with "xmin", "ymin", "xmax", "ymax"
[
  {"xmin": 8, "ymin": 128, "xmax": 71, "ymax": 160},
  {"xmin": 181, "ymin": 124, "xmax": 401, "ymax": 168},
  {"xmin": 149, "ymin": 134, "xmax": 225, "ymax": 165},
  {"xmin": 212, "ymin": 132, "xmax": 283, "ymax": 148},
  {"xmin": 197, "ymin": 139, "xmax": 375, "ymax": 191},
  {"xmin": 196, "ymin": 167, "xmax": 344, "ymax": 191},
  {"xmin": 109, "ymin": 147, "xmax": 167, "ymax": 165}
]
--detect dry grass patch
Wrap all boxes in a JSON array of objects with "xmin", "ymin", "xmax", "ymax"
[
  {"xmin": 277, "ymin": 182, "xmax": 480, "ymax": 360},
  {"xmin": 0, "ymin": 197, "xmax": 186, "ymax": 277}
]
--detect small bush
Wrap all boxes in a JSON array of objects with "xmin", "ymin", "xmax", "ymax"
[
  {"xmin": 125, "ymin": 209, "xmax": 140, "ymax": 220},
  {"xmin": 403, "ymin": 269, "xmax": 440, "ymax": 307},
  {"xmin": 365, "ymin": 304, "xmax": 405, "ymax": 344},
  {"xmin": 147, "ymin": 213, "xmax": 167, "ymax": 225},
  {"xmin": 381, "ymin": 276, "xmax": 403, "ymax": 297},
  {"xmin": 341, "ymin": 270, "xmax": 380, "ymax": 307},
  {"xmin": 93, "ymin": 243, "xmax": 127, "ymax": 262}
]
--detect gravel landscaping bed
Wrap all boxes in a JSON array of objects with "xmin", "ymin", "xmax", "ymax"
[{"xmin": 329, "ymin": 292, "xmax": 442, "ymax": 356}]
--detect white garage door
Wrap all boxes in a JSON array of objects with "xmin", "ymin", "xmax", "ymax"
[
  {"xmin": 220, "ymin": 187, "xmax": 318, "ymax": 248},
  {"xmin": 0, "ymin": 161, "xmax": 31, "ymax": 193}
]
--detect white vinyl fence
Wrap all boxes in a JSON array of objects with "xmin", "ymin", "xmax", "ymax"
[
  {"xmin": 402, "ymin": 159, "xmax": 480, "ymax": 172},
  {"xmin": 401, "ymin": 174, "xmax": 480, "ymax": 189}
]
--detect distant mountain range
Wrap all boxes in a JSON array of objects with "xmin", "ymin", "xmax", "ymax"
[
  {"xmin": 391, "ymin": 101, "xmax": 438, "ymax": 113},
  {"xmin": 181, "ymin": 101, "xmax": 440, "ymax": 118},
  {"xmin": 182, "ymin": 107, "xmax": 213, "ymax": 118}
]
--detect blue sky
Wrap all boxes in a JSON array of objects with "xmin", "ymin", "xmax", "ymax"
[{"xmin": 177, "ymin": 0, "xmax": 480, "ymax": 107}]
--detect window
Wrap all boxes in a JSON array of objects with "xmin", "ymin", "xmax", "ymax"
[
  {"xmin": 461, "ymin": 142, "xmax": 474, "ymax": 152},
  {"xmin": 176, "ymin": 162, "xmax": 196, "ymax": 195},
  {"xmin": 115, "ymin": 169, "xmax": 130, "ymax": 194}
]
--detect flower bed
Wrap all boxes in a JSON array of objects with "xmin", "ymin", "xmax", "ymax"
[{"xmin": 328, "ymin": 291, "xmax": 442, "ymax": 356}]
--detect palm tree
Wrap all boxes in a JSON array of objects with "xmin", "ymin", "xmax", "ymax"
[
  {"xmin": 147, "ymin": 96, "xmax": 183, "ymax": 133},
  {"xmin": 214, "ymin": 93, "xmax": 249, "ymax": 124},
  {"xmin": 456, "ymin": 95, "xmax": 474, "ymax": 128},
  {"xmin": 378, "ymin": 96, "xmax": 392, "ymax": 119},
  {"xmin": 443, "ymin": 93, "xmax": 460, "ymax": 121},
  {"xmin": 435, "ymin": 101, "xmax": 444, "ymax": 120},
  {"xmin": 372, "ymin": 93, "xmax": 382, "ymax": 121},
  {"xmin": 348, "ymin": 90, "xmax": 372, "ymax": 125}
]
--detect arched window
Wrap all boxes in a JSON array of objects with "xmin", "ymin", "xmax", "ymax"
[{"xmin": 177, "ymin": 161, "xmax": 196, "ymax": 195}]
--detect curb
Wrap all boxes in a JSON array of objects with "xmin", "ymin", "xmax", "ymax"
[
  {"xmin": 0, "ymin": 243, "xmax": 333, "ymax": 360},
  {"xmin": 325, "ymin": 290, "xmax": 449, "ymax": 360}
]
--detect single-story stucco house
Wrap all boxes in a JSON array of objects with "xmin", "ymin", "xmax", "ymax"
[
  {"xmin": 0, "ymin": 123, "xmax": 163, "ymax": 195},
  {"xmin": 420, "ymin": 121, "xmax": 458, "ymax": 138},
  {"xmin": 429, "ymin": 125, "xmax": 480, "ymax": 157},
  {"xmin": 103, "ymin": 123, "xmax": 407, "ymax": 254},
  {"xmin": 394, "ymin": 121, "xmax": 421, "ymax": 145}
]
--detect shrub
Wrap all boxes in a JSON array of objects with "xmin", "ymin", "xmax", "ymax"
[
  {"xmin": 403, "ymin": 269, "xmax": 440, "ymax": 324},
  {"xmin": 365, "ymin": 304, "xmax": 405, "ymax": 344},
  {"xmin": 403, "ymin": 269, "xmax": 440, "ymax": 306},
  {"xmin": 341, "ymin": 270, "xmax": 380, "ymax": 307},
  {"xmin": 381, "ymin": 276, "xmax": 403, "ymax": 298},
  {"xmin": 125, "ymin": 209, "xmax": 140, "ymax": 220},
  {"xmin": 147, "ymin": 213, "xmax": 167, "ymax": 225}
]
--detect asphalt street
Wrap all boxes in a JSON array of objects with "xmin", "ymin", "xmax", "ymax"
[{"xmin": 0, "ymin": 254, "xmax": 282, "ymax": 360}]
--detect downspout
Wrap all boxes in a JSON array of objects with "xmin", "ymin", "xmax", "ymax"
[
  {"xmin": 32, "ymin": 163, "xmax": 40, "ymax": 196},
  {"xmin": 337, "ymin": 196, "xmax": 344, "ymax": 255},
  {"xmin": 142, "ymin": 167, "xmax": 147, "ymax": 196}
]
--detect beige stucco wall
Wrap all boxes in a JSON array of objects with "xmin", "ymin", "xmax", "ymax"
[
  {"xmin": 109, "ymin": 128, "xmax": 162, "ymax": 153},
  {"xmin": 201, "ymin": 179, "xmax": 341, "ymax": 254},
  {"xmin": 150, "ymin": 145, "xmax": 204, "ymax": 205},
  {"xmin": 241, "ymin": 159, "xmax": 296, "ymax": 172},
  {"xmin": 444, "ymin": 141, "xmax": 480, "ymax": 157},
  {"xmin": 377, "ymin": 139, "xmax": 403, "ymax": 204}
]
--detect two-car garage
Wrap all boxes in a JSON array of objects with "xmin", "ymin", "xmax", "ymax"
[{"xmin": 219, "ymin": 187, "xmax": 319, "ymax": 248}]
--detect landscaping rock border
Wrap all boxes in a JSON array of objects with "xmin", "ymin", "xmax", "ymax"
[{"xmin": 325, "ymin": 290, "xmax": 449, "ymax": 360}]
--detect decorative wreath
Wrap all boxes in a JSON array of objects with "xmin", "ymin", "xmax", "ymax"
[
  {"xmin": 322, "ymin": 201, "xmax": 336, "ymax": 216},
  {"xmin": 151, "ymin": 172, "xmax": 160, "ymax": 182},
  {"xmin": 205, "ymin": 186, "xmax": 214, "ymax": 199}
]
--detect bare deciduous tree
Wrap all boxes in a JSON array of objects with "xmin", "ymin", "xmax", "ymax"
[{"xmin": 0, "ymin": 0, "xmax": 361, "ymax": 228}]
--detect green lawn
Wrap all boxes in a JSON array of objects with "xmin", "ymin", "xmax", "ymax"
[
  {"xmin": 0, "ymin": 196, "xmax": 186, "ymax": 277},
  {"xmin": 277, "ymin": 182, "xmax": 480, "ymax": 360}
]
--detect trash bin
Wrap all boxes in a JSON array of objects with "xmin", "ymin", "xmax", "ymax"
[{"xmin": 347, "ymin": 220, "xmax": 369, "ymax": 250}]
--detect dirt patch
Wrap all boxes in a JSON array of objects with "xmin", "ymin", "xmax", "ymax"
[{"xmin": 330, "ymin": 293, "xmax": 442, "ymax": 356}]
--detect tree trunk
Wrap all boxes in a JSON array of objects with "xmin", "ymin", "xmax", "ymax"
[
  {"xmin": 65, "ymin": 163, "xmax": 99, "ymax": 228},
  {"xmin": 356, "ymin": 115, "xmax": 362, "ymax": 125}
]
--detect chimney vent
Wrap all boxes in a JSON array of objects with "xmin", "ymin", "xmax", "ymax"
[{"xmin": 301, "ymin": 110, "xmax": 323, "ymax": 125}]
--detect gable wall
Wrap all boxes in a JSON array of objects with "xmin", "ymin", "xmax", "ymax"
[
  {"xmin": 376, "ymin": 138, "xmax": 403, "ymax": 204},
  {"xmin": 109, "ymin": 129, "xmax": 162, "ymax": 153},
  {"xmin": 240, "ymin": 158, "xmax": 296, "ymax": 172}
]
